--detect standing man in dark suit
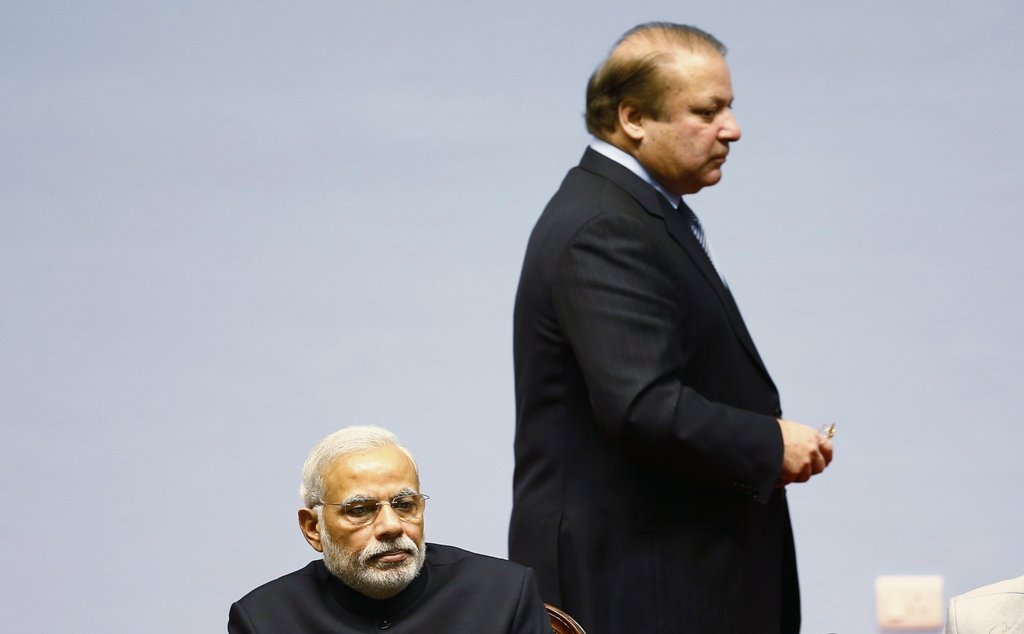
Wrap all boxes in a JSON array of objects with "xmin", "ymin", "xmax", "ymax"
[{"xmin": 510, "ymin": 22, "xmax": 834, "ymax": 634}]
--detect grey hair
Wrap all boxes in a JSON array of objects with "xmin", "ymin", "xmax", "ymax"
[
  {"xmin": 299, "ymin": 425, "xmax": 418, "ymax": 508},
  {"xmin": 585, "ymin": 22, "xmax": 727, "ymax": 136}
]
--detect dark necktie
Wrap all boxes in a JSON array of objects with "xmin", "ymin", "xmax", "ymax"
[{"xmin": 681, "ymin": 205, "xmax": 726, "ymax": 285}]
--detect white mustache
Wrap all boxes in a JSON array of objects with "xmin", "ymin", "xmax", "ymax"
[{"xmin": 359, "ymin": 537, "xmax": 418, "ymax": 564}]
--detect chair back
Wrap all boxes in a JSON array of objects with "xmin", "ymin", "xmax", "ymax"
[{"xmin": 545, "ymin": 603, "xmax": 587, "ymax": 634}]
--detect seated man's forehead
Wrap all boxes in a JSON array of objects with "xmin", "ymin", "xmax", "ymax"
[
  {"xmin": 332, "ymin": 446, "xmax": 416, "ymax": 476},
  {"xmin": 322, "ymin": 448, "xmax": 419, "ymax": 499}
]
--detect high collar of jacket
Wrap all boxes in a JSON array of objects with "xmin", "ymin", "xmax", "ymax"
[{"xmin": 323, "ymin": 553, "xmax": 430, "ymax": 618}]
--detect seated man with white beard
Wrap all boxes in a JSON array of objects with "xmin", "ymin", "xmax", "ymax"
[{"xmin": 228, "ymin": 425, "xmax": 550, "ymax": 633}]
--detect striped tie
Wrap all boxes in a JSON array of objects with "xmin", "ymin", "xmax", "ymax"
[{"xmin": 681, "ymin": 205, "xmax": 726, "ymax": 285}]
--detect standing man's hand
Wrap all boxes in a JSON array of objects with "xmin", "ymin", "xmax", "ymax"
[{"xmin": 776, "ymin": 418, "xmax": 833, "ymax": 486}]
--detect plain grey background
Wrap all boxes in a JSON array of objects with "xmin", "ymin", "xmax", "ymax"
[{"xmin": 2, "ymin": 1, "xmax": 1022, "ymax": 632}]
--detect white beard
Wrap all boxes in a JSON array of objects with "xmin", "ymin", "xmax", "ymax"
[{"xmin": 319, "ymin": 524, "xmax": 426, "ymax": 599}]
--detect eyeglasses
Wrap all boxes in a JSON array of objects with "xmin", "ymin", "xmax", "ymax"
[{"xmin": 317, "ymin": 493, "xmax": 429, "ymax": 526}]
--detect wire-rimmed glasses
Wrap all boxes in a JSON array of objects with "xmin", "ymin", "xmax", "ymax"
[{"xmin": 316, "ymin": 493, "xmax": 429, "ymax": 526}]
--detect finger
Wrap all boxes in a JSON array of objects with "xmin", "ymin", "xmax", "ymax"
[
  {"xmin": 811, "ymin": 452, "xmax": 826, "ymax": 475},
  {"xmin": 819, "ymin": 438, "xmax": 834, "ymax": 464},
  {"xmin": 796, "ymin": 463, "xmax": 812, "ymax": 483}
]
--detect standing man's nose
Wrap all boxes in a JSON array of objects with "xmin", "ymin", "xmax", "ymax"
[{"xmin": 720, "ymin": 110, "xmax": 741, "ymax": 142}]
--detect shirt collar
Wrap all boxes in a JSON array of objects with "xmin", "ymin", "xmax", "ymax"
[{"xmin": 589, "ymin": 138, "xmax": 682, "ymax": 209}]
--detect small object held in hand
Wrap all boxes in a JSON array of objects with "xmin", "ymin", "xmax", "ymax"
[{"xmin": 818, "ymin": 422, "xmax": 836, "ymax": 439}]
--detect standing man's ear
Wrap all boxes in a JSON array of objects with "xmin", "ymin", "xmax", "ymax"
[
  {"xmin": 618, "ymin": 101, "xmax": 647, "ymax": 142},
  {"xmin": 298, "ymin": 507, "xmax": 324, "ymax": 552}
]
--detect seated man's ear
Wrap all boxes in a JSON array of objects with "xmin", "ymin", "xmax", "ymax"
[{"xmin": 298, "ymin": 508, "xmax": 324, "ymax": 552}]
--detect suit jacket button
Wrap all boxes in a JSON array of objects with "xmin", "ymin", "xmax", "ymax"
[{"xmin": 378, "ymin": 619, "xmax": 392, "ymax": 630}]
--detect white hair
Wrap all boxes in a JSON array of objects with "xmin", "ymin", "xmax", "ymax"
[{"xmin": 299, "ymin": 425, "xmax": 418, "ymax": 507}]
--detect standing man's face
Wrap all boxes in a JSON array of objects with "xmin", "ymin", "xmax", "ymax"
[
  {"xmin": 298, "ymin": 445, "xmax": 426, "ymax": 599},
  {"xmin": 629, "ymin": 51, "xmax": 741, "ymax": 196}
]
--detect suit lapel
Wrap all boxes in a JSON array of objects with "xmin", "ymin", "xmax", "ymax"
[{"xmin": 578, "ymin": 148, "xmax": 774, "ymax": 383}]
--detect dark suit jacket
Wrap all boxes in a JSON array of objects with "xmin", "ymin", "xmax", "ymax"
[
  {"xmin": 509, "ymin": 148, "xmax": 799, "ymax": 634},
  {"xmin": 229, "ymin": 543, "xmax": 550, "ymax": 633}
]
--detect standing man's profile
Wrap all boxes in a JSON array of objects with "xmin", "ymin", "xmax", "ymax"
[{"xmin": 510, "ymin": 22, "xmax": 834, "ymax": 634}]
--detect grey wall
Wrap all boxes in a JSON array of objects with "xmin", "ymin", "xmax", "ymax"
[{"xmin": 2, "ymin": 1, "xmax": 1022, "ymax": 632}]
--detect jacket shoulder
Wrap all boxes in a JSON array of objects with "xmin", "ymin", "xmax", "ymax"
[
  {"xmin": 426, "ymin": 543, "xmax": 532, "ymax": 577},
  {"xmin": 234, "ymin": 560, "xmax": 326, "ymax": 605},
  {"xmin": 955, "ymin": 575, "xmax": 1024, "ymax": 600}
]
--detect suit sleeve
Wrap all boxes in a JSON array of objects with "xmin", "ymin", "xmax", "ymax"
[
  {"xmin": 511, "ymin": 567, "xmax": 554, "ymax": 633},
  {"xmin": 552, "ymin": 212, "xmax": 782, "ymax": 499},
  {"xmin": 228, "ymin": 602, "xmax": 256, "ymax": 634}
]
